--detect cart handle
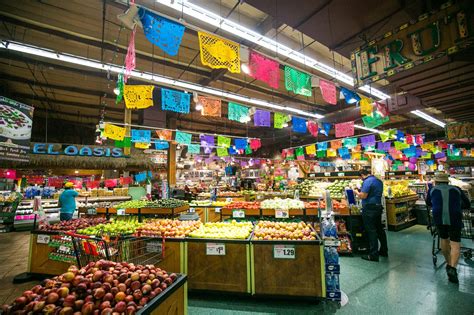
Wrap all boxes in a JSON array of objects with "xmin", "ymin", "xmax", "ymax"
[{"xmin": 65, "ymin": 231, "xmax": 93, "ymax": 239}]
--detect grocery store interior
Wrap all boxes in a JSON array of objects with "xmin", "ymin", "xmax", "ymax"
[{"xmin": 0, "ymin": 0, "xmax": 473, "ymax": 314}]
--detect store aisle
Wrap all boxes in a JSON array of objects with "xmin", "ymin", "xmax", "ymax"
[
  {"xmin": 188, "ymin": 225, "xmax": 474, "ymax": 315},
  {"xmin": 0, "ymin": 226, "xmax": 472, "ymax": 314}
]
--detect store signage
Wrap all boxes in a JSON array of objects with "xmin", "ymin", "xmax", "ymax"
[
  {"xmin": 117, "ymin": 208, "xmax": 126, "ymax": 215},
  {"xmin": 0, "ymin": 96, "xmax": 34, "ymax": 163},
  {"xmin": 232, "ymin": 210, "xmax": 245, "ymax": 218},
  {"xmin": 146, "ymin": 242, "xmax": 163, "ymax": 254},
  {"xmin": 446, "ymin": 122, "xmax": 474, "ymax": 140},
  {"xmin": 351, "ymin": 3, "xmax": 474, "ymax": 87},
  {"xmin": 36, "ymin": 234, "xmax": 50, "ymax": 244},
  {"xmin": 59, "ymin": 245, "xmax": 69, "ymax": 253},
  {"xmin": 214, "ymin": 207, "xmax": 221, "ymax": 213},
  {"xmin": 32, "ymin": 143, "xmax": 124, "ymax": 158},
  {"xmin": 273, "ymin": 245, "xmax": 295, "ymax": 259},
  {"xmin": 206, "ymin": 243, "xmax": 225, "ymax": 255},
  {"xmin": 275, "ymin": 210, "xmax": 289, "ymax": 219},
  {"xmin": 87, "ymin": 208, "xmax": 97, "ymax": 215}
]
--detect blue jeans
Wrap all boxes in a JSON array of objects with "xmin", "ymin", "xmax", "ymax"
[{"xmin": 60, "ymin": 212, "xmax": 74, "ymax": 221}]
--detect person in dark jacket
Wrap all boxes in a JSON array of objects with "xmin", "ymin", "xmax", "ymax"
[
  {"xmin": 356, "ymin": 169, "xmax": 388, "ymax": 262},
  {"xmin": 426, "ymin": 173, "xmax": 470, "ymax": 283}
]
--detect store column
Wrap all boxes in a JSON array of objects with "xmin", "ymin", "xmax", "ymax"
[{"xmin": 167, "ymin": 118, "xmax": 177, "ymax": 187}]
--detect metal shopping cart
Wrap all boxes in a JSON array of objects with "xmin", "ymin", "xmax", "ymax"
[
  {"xmin": 426, "ymin": 205, "xmax": 442, "ymax": 266},
  {"xmin": 460, "ymin": 208, "xmax": 473, "ymax": 260},
  {"xmin": 65, "ymin": 232, "xmax": 165, "ymax": 268}
]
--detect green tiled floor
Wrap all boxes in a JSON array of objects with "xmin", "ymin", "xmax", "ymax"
[{"xmin": 188, "ymin": 225, "xmax": 474, "ymax": 315}]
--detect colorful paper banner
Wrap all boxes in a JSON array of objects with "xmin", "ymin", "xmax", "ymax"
[
  {"xmin": 248, "ymin": 50, "xmax": 280, "ymax": 89},
  {"xmin": 319, "ymin": 79, "xmax": 337, "ymax": 105},
  {"xmin": 217, "ymin": 147, "xmax": 229, "ymax": 157},
  {"xmin": 187, "ymin": 144, "xmax": 200, "ymax": 154},
  {"xmin": 198, "ymin": 31, "xmax": 240, "ymax": 73},
  {"xmin": 198, "ymin": 96, "xmax": 221, "ymax": 117},
  {"xmin": 331, "ymin": 140, "xmax": 342, "ymax": 149},
  {"xmin": 362, "ymin": 112, "xmax": 389, "ymax": 128},
  {"xmin": 249, "ymin": 139, "xmax": 261, "ymax": 150},
  {"xmin": 292, "ymin": 117, "xmax": 307, "ymax": 133},
  {"xmin": 307, "ymin": 121, "xmax": 319, "ymax": 137},
  {"xmin": 123, "ymin": 85, "xmax": 155, "ymax": 109},
  {"xmin": 156, "ymin": 129, "xmax": 172, "ymax": 141},
  {"xmin": 234, "ymin": 138, "xmax": 247, "ymax": 150},
  {"xmin": 320, "ymin": 123, "xmax": 332, "ymax": 136},
  {"xmin": 217, "ymin": 135, "xmax": 231, "ymax": 148},
  {"xmin": 161, "ymin": 88, "xmax": 191, "ymax": 114},
  {"xmin": 274, "ymin": 112, "xmax": 290, "ymax": 129},
  {"xmin": 360, "ymin": 98, "xmax": 373, "ymax": 116},
  {"xmin": 228, "ymin": 102, "xmax": 249, "ymax": 123},
  {"xmin": 305, "ymin": 144, "xmax": 316, "ymax": 155},
  {"xmin": 135, "ymin": 142, "xmax": 150, "ymax": 149},
  {"xmin": 254, "ymin": 109, "xmax": 271, "ymax": 127},
  {"xmin": 284, "ymin": 66, "xmax": 312, "ymax": 97},
  {"xmin": 335, "ymin": 121, "xmax": 354, "ymax": 138},
  {"xmin": 340, "ymin": 87, "xmax": 360, "ymax": 104},
  {"xmin": 155, "ymin": 140, "xmax": 169, "ymax": 150},
  {"xmin": 175, "ymin": 131, "xmax": 192, "ymax": 145},
  {"xmin": 317, "ymin": 142, "xmax": 328, "ymax": 151},
  {"xmin": 131, "ymin": 129, "xmax": 151, "ymax": 144},
  {"xmin": 343, "ymin": 138, "xmax": 358, "ymax": 148},
  {"xmin": 103, "ymin": 123, "xmax": 126, "ymax": 141}
]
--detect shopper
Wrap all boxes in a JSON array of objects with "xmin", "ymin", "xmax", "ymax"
[
  {"xmin": 356, "ymin": 169, "xmax": 388, "ymax": 262},
  {"xmin": 425, "ymin": 173, "xmax": 470, "ymax": 283},
  {"xmin": 58, "ymin": 182, "xmax": 78, "ymax": 221}
]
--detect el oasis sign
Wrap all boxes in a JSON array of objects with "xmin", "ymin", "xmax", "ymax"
[
  {"xmin": 32, "ymin": 143, "xmax": 124, "ymax": 157},
  {"xmin": 351, "ymin": 2, "xmax": 474, "ymax": 87}
]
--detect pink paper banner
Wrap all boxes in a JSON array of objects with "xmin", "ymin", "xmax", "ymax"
[
  {"xmin": 375, "ymin": 101, "xmax": 389, "ymax": 117},
  {"xmin": 250, "ymin": 139, "xmax": 261, "ymax": 150},
  {"xmin": 308, "ymin": 121, "xmax": 319, "ymax": 137},
  {"xmin": 319, "ymin": 79, "xmax": 337, "ymax": 105},
  {"xmin": 335, "ymin": 121, "xmax": 354, "ymax": 138},
  {"xmin": 248, "ymin": 51, "xmax": 280, "ymax": 89}
]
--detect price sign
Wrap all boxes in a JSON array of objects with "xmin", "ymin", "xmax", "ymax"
[
  {"xmin": 406, "ymin": 172, "xmax": 412, "ymax": 175},
  {"xmin": 59, "ymin": 245, "xmax": 69, "ymax": 252},
  {"xmin": 324, "ymin": 172, "xmax": 331, "ymax": 177},
  {"xmin": 206, "ymin": 243, "xmax": 225, "ymax": 255},
  {"xmin": 87, "ymin": 208, "xmax": 97, "ymax": 215},
  {"xmin": 309, "ymin": 173, "xmax": 316, "ymax": 178},
  {"xmin": 226, "ymin": 197, "xmax": 233, "ymax": 202},
  {"xmin": 273, "ymin": 245, "xmax": 295, "ymax": 259},
  {"xmin": 37, "ymin": 234, "xmax": 50, "ymax": 244},
  {"xmin": 337, "ymin": 172, "xmax": 345, "ymax": 177},
  {"xmin": 388, "ymin": 172, "xmax": 395, "ymax": 176},
  {"xmin": 275, "ymin": 210, "xmax": 289, "ymax": 219},
  {"xmin": 232, "ymin": 210, "xmax": 245, "ymax": 218},
  {"xmin": 189, "ymin": 208, "xmax": 195, "ymax": 213},
  {"xmin": 117, "ymin": 208, "xmax": 126, "ymax": 215},
  {"xmin": 146, "ymin": 242, "xmax": 163, "ymax": 254},
  {"xmin": 325, "ymin": 239, "xmax": 341, "ymax": 247},
  {"xmin": 215, "ymin": 207, "xmax": 221, "ymax": 213}
]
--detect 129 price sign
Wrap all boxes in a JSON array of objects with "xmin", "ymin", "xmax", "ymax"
[
  {"xmin": 206, "ymin": 243, "xmax": 226, "ymax": 256},
  {"xmin": 273, "ymin": 245, "xmax": 295, "ymax": 259}
]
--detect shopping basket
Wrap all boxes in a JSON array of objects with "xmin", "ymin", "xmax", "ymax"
[
  {"xmin": 460, "ymin": 208, "xmax": 474, "ymax": 259},
  {"xmin": 65, "ymin": 232, "xmax": 165, "ymax": 268}
]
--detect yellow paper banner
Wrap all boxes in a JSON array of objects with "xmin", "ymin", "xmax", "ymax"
[
  {"xmin": 327, "ymin": 148, "xmax": 337, "ymax": 157},
  {"xmin": 351, "ymin": 152, "xmax": 361, "ymax": 160},
  {"xmin": 360, "ymin": 98, "xmax": 373, "ymax": 116},
  {"xmin": 198, "ymin": 31, "xmax": 240, "ymax": 73},
  {"xmin": 135, "ymin": 142, "xmax": 150, "ymax": 149},
  {"xmin": 421, "ymin": 143, "xmax": 434, "ymax": 151},
  {"xmin": 124, "ymin": 85, "xmax": 155, "ymax": 109},
  {"xmin": 305, "ymin": 144, "xmax": 316, "ymax": 155},
  {"xmin": 103, "ymin": 123, "xmax": 126, "ymax": 141}
]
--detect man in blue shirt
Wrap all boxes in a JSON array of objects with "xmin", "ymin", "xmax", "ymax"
[
  {"xmin": 59, "ymin": 182, "xmax": 79, "ymax": 221},
  {"xmin": 356, "ymin": 169, "xmax": 387, "ymax": 262},
  {"xmin": 426, "ymin": 173, "xmax": 470, "ymax": 283}
]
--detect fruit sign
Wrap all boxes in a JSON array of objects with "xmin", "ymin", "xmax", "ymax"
[
  {"xmin": 206, "ymin": 243, "xmax": 225, "ymax": 255},
  {"xmin": 36, "ymin": 234, "xmax": 50, "ymax": 244},
  {"xmin": 273, "ymin": 245, "xmax": 295, "ymax": 259},
  {"xmin": 275, "ymin": 210, "xmax": 289, "ymax": 219},
  {"xmin": 232, "ymin": 210, "xmax": 245, "ymax": 218}
]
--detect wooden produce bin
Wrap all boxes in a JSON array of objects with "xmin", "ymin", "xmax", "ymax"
[
  {"xmin": 185, "ymin": 238, "xmax": 251, "ymax": 293},
  {"xmin": 386, "ymin": 195, "xmax": 418, "ymax": 231},
  {"xmin": 220, "ymin": 208, "xmax": 260, "ymax": 221},
  {"xmin": 251, "ymin": 239, "xmax": 325, "ymax": 298},
  {"xmin": 206, "ymin": 207, "xmax": 222, "ymax": 223},
  {"xmin": 29, "ymin": 231, "xmax": 71, "ymax": 276}
]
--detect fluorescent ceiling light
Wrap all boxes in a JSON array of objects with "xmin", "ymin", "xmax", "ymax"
[
  {"xmin": 0, "ymin": 40, "xmax": 323, "ymax": 119},
  {"xmin": 155, "ymin": 0, "xmax": 390, "ymax": 100},
  {"xmin": 354, "ymin": 124, "xmax": 382, "ymax": 134},
  {"xmin": 411, "ymin": 110, "xmax": 446, "ymax": 128}
]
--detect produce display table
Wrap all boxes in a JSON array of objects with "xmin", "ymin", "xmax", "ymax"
[
  {"xmin": 251, "ymin": 239, "xmax": 324, "ymax": 297},
  {"xmin": 95, "ymin": 205, "xmax": 190, "ymax": 220},
  {"xmin": 189, "ymin": 206, "xmax": 221, "ymax": 222},
  {"xmin": 138, "ymin": 274, "xmax": 187, "ymax": 315},
  {"xmin": 386, "ymin": 195, "xmax": 419, "ymax": 231},
  {"xmin": 185, "ymin": 237, "xmax": 251, "ymax": 294},
  {"xmin": 28, "ymin": 230, "xmax": 71, "ymax": 276}
]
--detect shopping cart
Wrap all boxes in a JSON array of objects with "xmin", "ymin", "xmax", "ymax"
[
  {"xmin": 426, "ymin": 205, "xmax": 442, "ymax": 266},
  {"xmin": 460, "ymin": 208, "xmax": 473, "ymax": 259},
  {"xmin": 65, "ymin": 232, "xmax": 165, "ymax": 268}
]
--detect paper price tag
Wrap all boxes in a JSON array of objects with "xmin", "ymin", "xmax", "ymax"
[
  {"xmin": 189, "ymin": 208, "xmax": 195, "ymax": 213},
  {"xmin": 206, "ymin": 243, "xmax": 225, "ymax": 255},
  {"xmin": 59, "ymin": 245, "xmax": 69, "ymax": 252},
  {"xmin": 309, "ymin": 173, "xmax": 316, "ymax": 178},
  {"xmin": 37, "ymin": 234, "xmax": 50, "ymax": 244},
  {"xmin": 324, "ymin": 172, "xmax": 331, "ymax": 177},
  {"xmin": 406, "ymin": 172, "xmax": 412, "ymax": 175},
  {"xmin": 275, "ymin": 210, "xmax": 289, "ymax": 219},
  {"xmin": 388, "ymin": 172, "xmax": 395, "ymax": 176},
  {"xmin": 117, "ymin": 208, "xmax": 126, "ymax": 215},
  {"xmin": 273, "ymin": 245, "xmax": 295, "ymax": 259},
  {"xmin": 146, "ymin": 242, "xmax": 163, "ymax": 254},
  {"xmin": 232, "ymin": 210, "xmax": 245, "ymax": 218},
  {"xmin": 215, "ymin": 207, "xmax": 221, "ymax": 213},
  {"xmin": 337, "ymin": 172, "xmax": 344, "ymax": 177},
  {"xmin": 226, "ymin": 197, "xmax": 233, "ymax": 202},
  {"xmin": 87, "ymin": 208, "xmax": 97, "ymax": 215}
]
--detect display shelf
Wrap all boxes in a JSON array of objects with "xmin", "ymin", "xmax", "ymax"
[
  {"xmin": 28, "ymin": 231, "xmax": 72, "ymax": 276},
  {"xmin": 95, "ymin": 205, "xmax": 190, "ymax": 218},
  {"xmin": 388, "ymin": 218, "xmax": 417, "ymax": 231}
]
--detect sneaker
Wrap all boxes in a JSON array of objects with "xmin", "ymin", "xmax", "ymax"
[
  {"xmin": 447, "ymin": 266, "xmax": 459, "ymax": 284},
  {"xmin": 361, "ymin": 255, "xmax": 379, "ymax": 262}
]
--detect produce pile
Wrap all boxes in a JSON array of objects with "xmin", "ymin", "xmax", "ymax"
[
  {"xmin": 217, "ymin": 191, "xmax": 242, "ymax": 197},
  {"xmin": 78, "ymin": 217, "xmax": 141, "ymax": 236},
  {"xmin": 384, "ymin": 181, "xmax": 416, "ymax": 198},
  {"xmin": 296, "ymin": 180, "xmax": 330, "ymax": 197},
  {"xmin": 135, "ymin": 219, "xmax": 201, "ymax": 238},
  {"xmin": 260, "ymin": 198, "xmax": 304, "ymax": 210},
  {"xmin": 253, "ymin": 221, "xmax": 316, "ymax": 241},
  {"xmin": 223, "ymin": 201, "xmax": 260, "ymax": 210},
  {"xmin": 39, "ymin": 218, "xmax": 108, "ymax": 232},
  {"xmin": 114, "ymin": 199, "xmax": 187, "ymax": 209},
  {"xmin": 0, "ymin": 192, "xmax": 20, "ymax": 203},
  {"xmin": 211, "ymin": 201, "xmax": 229, "ymax": 207},
  {"xmin": 188, "ymin": 220, "xmax": 253, "ymax": 239},
  {"xmin": 189, "ymin": 200, "xmax": 212, "ymax": 207},
  {"xmin": 1, "ymin": 260, "xmax": 177, "ymax": 315}
]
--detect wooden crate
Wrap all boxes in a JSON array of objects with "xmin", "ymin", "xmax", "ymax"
[
  {"xmin": 29, "ymin": 232, "xmax": 71, "ymax": 276},
  {"xmin": 251, "ymin": 240, "xmax": 324, "ymax": 297},
  {"xmin": 206, "ymin": 207, "xmax": 221, "ymax": 222},
  {"xmin": 144, "ymin": 238, "xmax": 185, "ymax": 274},
  {"xmin": 141, "ymin": 274, "xmax": 187, "ymax": 315},
  {"xmin": 185, "ymin": 239, "xmax": 251, "ymax": 293}
]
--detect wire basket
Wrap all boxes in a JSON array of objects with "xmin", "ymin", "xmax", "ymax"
[
  {"xmin": 461, "ymin": 209, "xmax": 474, "ymax": 240},
  {"xmin": 66, "ymin": 232, "xmax": 165, "ymax": 268}
]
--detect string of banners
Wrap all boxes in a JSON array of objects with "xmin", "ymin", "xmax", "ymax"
[
  {"xmin": 102, "ymin": 123, "xmax": 262, "ymax": 157},
  {"xmin": 116, "ymin": 4, "xmax": 371, "ymax": 103},
  {"xmin": 282, "ymin": 131, "xmax": 470, "ymax": 171}
]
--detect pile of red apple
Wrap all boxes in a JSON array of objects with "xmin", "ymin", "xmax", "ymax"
[
  {"xmin": 40, "ymin": 218, "xmax": 108, "ymax": 232},
  {"xmin": 134, "ymin": 219, "xmax": 201, "ymax": 238},
  {"xmin": 2, "ymin": 260, "xmax": 177, "ymax": 315},
  {"xmin": 223, "ymin": 201, "xmax": 260, "ymax": 210}
]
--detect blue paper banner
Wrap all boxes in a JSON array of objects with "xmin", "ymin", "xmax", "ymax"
[
  {"xmin": 139, "ymin": 8, "xmax": 185, "ymax": 56},
  {"xmin": 317, "ymin": 142, "xmax": 328, "ymax": 151},
  {"xmin": 338, "ymin": 147, "xmax": 350, "ymax": 159},
  {"xmin": 426, "ymin": 160, "xmax": 435, "ymax": 166},
  {"xmin": 187, "ymin": 144, "xmax": 200, "ymax": 154},
  {"xmin": 292, "ymin": 117, "xmax": 307, "ymax": 133},
  {"xmin": 131, "ymin": 129, "xmax": 151, "ymax": 143},
  {"xmin": 377, "ymin": 142, "xmax": 391, "ymax": 152},
  {"xmin": 175, "ymin": 130, "xmax": 192, "ymax": 145},
  {"xmin": 340, "ymin": 87, "xmax": 361, "ymax": 104},
  {"xmin": 360, "ymin": 135, "xmax": 376, "ymax": 147},
  {"xmin": 229, "ymin": 146, "xmax": 238, "ymax": 155},
  {"xmin": 234, "ymin": 138, "xmax": 248, "ymax": 150},
  {"xmin": 134, "ymin": 171, "xmax": 147, "ymax": 183},
  {"xmin": 154, "ymin": 140, "xmax": 169, "ymax": 150},
  {"xmin": 396, "ymin": 130, "xmax": 405, "ymax": 141},
  {"xmin": 403, "ymin": 146, "xmax": 417, "ymax": 158},
  {"xmin": 319, "ymin": 123, "xmax": 331, "ymax": 136},
  {"xmin": 161, "ymin": 88, "xmax": 191, "ymax": 114}
]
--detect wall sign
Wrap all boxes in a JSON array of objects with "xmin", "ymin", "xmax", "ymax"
[
  {"xmin": 0, "ymin": 96, "xmax": 34, "ymax": 162},
  {"xmin": 446, "ymin": 122, "xmax": 474, "ymax": 140},
  {"xmin": 32, "ymin": 143, "xmax": 124, "ymax": 158},
  {"xmin": 351, "ymin": 3, "xmax": 474, "ymax": 87}
]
